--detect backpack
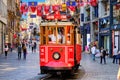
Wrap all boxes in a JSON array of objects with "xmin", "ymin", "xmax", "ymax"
[
  {"xmin": 103, "ymin": 50, "xmax": 106, "ymax": 56},
  {"xmin": 18, "ymin": 46, "xmax": 22, "ymax": 52}
]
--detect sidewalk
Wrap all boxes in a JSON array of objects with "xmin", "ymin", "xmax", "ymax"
[{"xmin": 81, "ymin": 52, "xmax": 119, "ymax": 80}]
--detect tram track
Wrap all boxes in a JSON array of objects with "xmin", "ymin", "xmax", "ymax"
[{"xmin": 40, "ymin": 74, "xmax": 52, "ymax": 80}]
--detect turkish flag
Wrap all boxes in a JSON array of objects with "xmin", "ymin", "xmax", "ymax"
[
  {"xmin": 54, "ymin": 11, "xmax": 61, "ymax": 19},
  {"xmin": 90, "ymin": 0, "xmax": 97, "ymax": 6},
  {"xmin": 13, "ymin": 34, "xmax": 17, "ymax": 39},
  {"xmin": 37, "ymin": 5, "xmax": 42, "ymax": 16},
  {"xmin": 20, "ymin": 3, "xmax": 28, "ymax": 14},
  {"xmin": 52, "ymin": 5, "xmax": 60, "ymax": 11},
  {"xmin": 44, "ymin": 5, "xmax": 50, "ymax": 15},
  {"xmin": 29, "ymin": 6, "xmax": 36, "ymax": 12},
  {"xmin": 68, "ymin": 6, "xmax": 75, "ymax": 11}
]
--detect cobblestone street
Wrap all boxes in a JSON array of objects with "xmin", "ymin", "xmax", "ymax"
[{"xmin": 0, "ymin": 48, "xmax": 119, "ymax": 80}]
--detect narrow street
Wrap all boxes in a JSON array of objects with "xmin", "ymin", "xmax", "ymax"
[{"xmin": 0, "ymin": 47, "xmax": 119, "ymax": 80}]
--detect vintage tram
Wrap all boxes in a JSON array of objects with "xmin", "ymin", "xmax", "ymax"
[{"xmin": 39, "ymin": 21, "xmax": 82, "ymax": 74}]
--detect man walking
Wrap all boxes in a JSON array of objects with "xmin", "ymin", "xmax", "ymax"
[
  {"xmin": 91, "ymin": 45, "xmax": 96, "ymax": 61},
  {"xmin": 113, "ymin": 46, "xmax": 118, "ymax": 64},
  {"xmin": 18, "ymin": 44, "xmax": 22, "ymax": 60},
  {"xmin": 100, "ymin": 47, "xmax": 106, "ymax": 64}
]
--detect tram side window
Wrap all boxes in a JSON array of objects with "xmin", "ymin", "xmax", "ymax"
[
  {"xmin": 66, "ymin": 26, "xmax": 72, "ymax": 45},
  {"xmin": 40, "ymin": 26, "xmax": 46, "ymax": 45}
]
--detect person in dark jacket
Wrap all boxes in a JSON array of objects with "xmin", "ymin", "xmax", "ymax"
[
  {"xmin": 100, "ymin": 47, "xmax": 106, "ymax": 64},
  {"xmin": 22, "ymin": 45, "xmax": 27, "ymax": 60},
  {"xmin": 18, "ymin": 44, "xmax": 22, "ymax": 59}
]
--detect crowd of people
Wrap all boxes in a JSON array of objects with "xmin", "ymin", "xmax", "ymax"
[
  {"xmin": 4, "ymin": 39, "xmax": 37, "ymax": 60},
  {"xmin": 89, "ymin": 44, "xmax": 120, "ymax": 64}
]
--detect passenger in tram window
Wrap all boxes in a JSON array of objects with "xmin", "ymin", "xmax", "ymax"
[
  {"xmin": 67, "ymin": 36, "xmax": 71, "ymax": 44},
  {"xmin": 48, "ymin": 30, "xmax": 61, "ymax": 44}
]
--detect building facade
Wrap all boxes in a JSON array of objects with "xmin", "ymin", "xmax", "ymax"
[
  {"xmin": 0, "ymin": 0, "xmax": 7, "ymax": 54},
  {"xmin": 80, "ymin": 0, "xmax": 120, "ymax": 56},
  {"xmin": 7, "ymin": 0, "xmax": 21, "ymax": 47}
]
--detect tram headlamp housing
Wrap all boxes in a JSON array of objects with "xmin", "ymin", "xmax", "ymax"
[{"xmin": 53, "ymin": 52, "xmax": 60, "ymax": 60}]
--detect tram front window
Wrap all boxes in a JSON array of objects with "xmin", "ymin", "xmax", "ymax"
[
  {"xmin": 40, "ymin": 26, "xmax": 73, "ymax": 45},
  {"xmin": 48, "ymin": 29, "xmax": 62, "ymax": 44}
]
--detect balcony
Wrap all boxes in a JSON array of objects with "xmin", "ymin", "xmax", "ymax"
[{"xmin": 0, "ymin": 0, "xmax": 7, "ymax": 18}]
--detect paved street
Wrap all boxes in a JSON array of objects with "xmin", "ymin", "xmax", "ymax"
[
  {"xmin": 0, "ymin": 47, "xmax": 119, "ymax": 80},
  {"xmin": 81, "ymin": 53, "xmax": 119, "ymax": 80},
  {"xmin": 0, "ymin": 47, "xmax": 41, "ymax": 80}
]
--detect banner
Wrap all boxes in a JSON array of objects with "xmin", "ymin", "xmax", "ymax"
[
  {"xmin": 20, "ymin": 3, "xmax": 28, "ymax": 14},
  {"xmin": 66, "ymin": 1, "xmax": 76, "ymax": 6},
  {"xmin": 44, "ymin": 5, "xmax": 50, "ymax": 15},
  {"xmin": 28, "ymin": 2, "xmax": 37, "ymax": 12},
  {"xmin": 30, "ymin": 14, "xmax": 36, "ymax": 18},
  {"xmin": 37, "ymin": 5, "xmax": 42, "ymax": 16}
]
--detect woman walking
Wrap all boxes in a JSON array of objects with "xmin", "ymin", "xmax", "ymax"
[{"xmin": 4, "ymin": 44, "xmax": 9, "ymax": 58}]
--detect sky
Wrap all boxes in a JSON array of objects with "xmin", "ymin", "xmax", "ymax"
[{"xmin": 21, "ymin": 0, "xmax": 45, "ymax": 20}]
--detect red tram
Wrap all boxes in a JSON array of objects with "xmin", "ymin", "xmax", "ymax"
[{"xmin": 40, "ymin": 21, "xmax": 82, "ymax": 74}]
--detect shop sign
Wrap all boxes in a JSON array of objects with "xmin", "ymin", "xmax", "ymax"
[{"xmin": 99, "ymin": 28, "xmax": 110, "ymax": 35}]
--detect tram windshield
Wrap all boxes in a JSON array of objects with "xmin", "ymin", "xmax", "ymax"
[{"xmin": 40, "ymin": 25, "xmax": 74, "ymax": 45}]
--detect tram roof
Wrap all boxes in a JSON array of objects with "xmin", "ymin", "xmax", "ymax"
[{"xmin": 40, "ymin": 21, "xmax": 73, "ymax": 26}]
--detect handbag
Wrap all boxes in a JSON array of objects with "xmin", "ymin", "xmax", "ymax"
[{"xmin": 116, "ymin": 54, "xmax": 120, "ymax": 59}]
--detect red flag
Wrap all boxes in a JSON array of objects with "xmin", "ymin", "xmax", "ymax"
[
  {"xmin": 44, "ymin": 5, "xmax": 50, "ymax": 15},
  {"xmin": 90, "ymin": 0, "xmax": 97, "ymax": 6},
  {"xmin": 54, "ymin": 11, "xmax": 61, "ymax": 19},
  {"xmin": 52, "ymin": 5, "xmax": 60, "ymax": 11},
  {"xmin": 116, "ymin": 4, "xmax": 120, "ymax": 9},
  {"xmin": 37, "ymin": 5, "xmax": 42, "ymax": 16},
  {"xmin": 13, "ymin": 34, "xmax": 17, "ymax": 39},
  {"xmin": 68, "ymin": 6, "xmax": 75, "ymax": 11},
  {"xmin": 20, "ymin": 3, "xmax": 28, "ymax": 14},
  {"xmin": 29, "ymin": 6, "xmax": 36, "ymax": 12}
]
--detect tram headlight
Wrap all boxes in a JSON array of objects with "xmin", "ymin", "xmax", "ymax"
[{"xmin": 53, "ymin": 52, "xmax": 61, "ymax": 60}]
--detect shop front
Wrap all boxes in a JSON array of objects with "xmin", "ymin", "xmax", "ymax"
[
  {"xmin": 0, "ymin": 21, "xmax": 5, "ymax": 54},
  {"xmin": 99, "ymin": 28, "xmax": 110, "ymax": 53},
  {"xmin": 112, "ymin": 24, "xmax": 120, "ymax": 52}
]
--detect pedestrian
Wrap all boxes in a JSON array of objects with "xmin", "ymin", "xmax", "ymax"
[
  {"xmin": 100, "ymin": 47, "xmax": 106, "ymax": 64},
  {"xmin": 31, "ymin": 42, "xmax": 34, "ymax": 53},
  {"xmin": 91, "ymin": 45, "xmax": 96, "ymax": 61},
  {"xmin": 4, "ymin": 44, "xmax": 9, "ymax": 58},
  {"xmin": 22, "ymin": 45, "xmax": 27, "ymax": 60},
  {"xmin": 113, "ymin": 46, "xmax": 118, "ymax": 64},
  {"xmin": 34, "ymin": 42, "xmax": 37, "ymax": 52},
  {"xmin": 17, "ymin": 44, "xmax": 22, "ymax": 60},
  {"xmin": 117, "ymin": 51, "xmax": 120, "ymax": 65}
]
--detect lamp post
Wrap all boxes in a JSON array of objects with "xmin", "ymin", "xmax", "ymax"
[{"xmin": 109, "ymin": 0, "xmax": 114, "ymax": 57}]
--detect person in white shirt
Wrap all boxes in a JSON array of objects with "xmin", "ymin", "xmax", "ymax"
[
  {"xmin": 49, "ymin": 30, "xmax": 61, "ymax": 44},
  {"xmin": 113, "ymin": 46, "xmax": 118, "ymax": 64},
  {"xmin": 91, "ymin": 45, "xmax": 96, "ymax": 61}
]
